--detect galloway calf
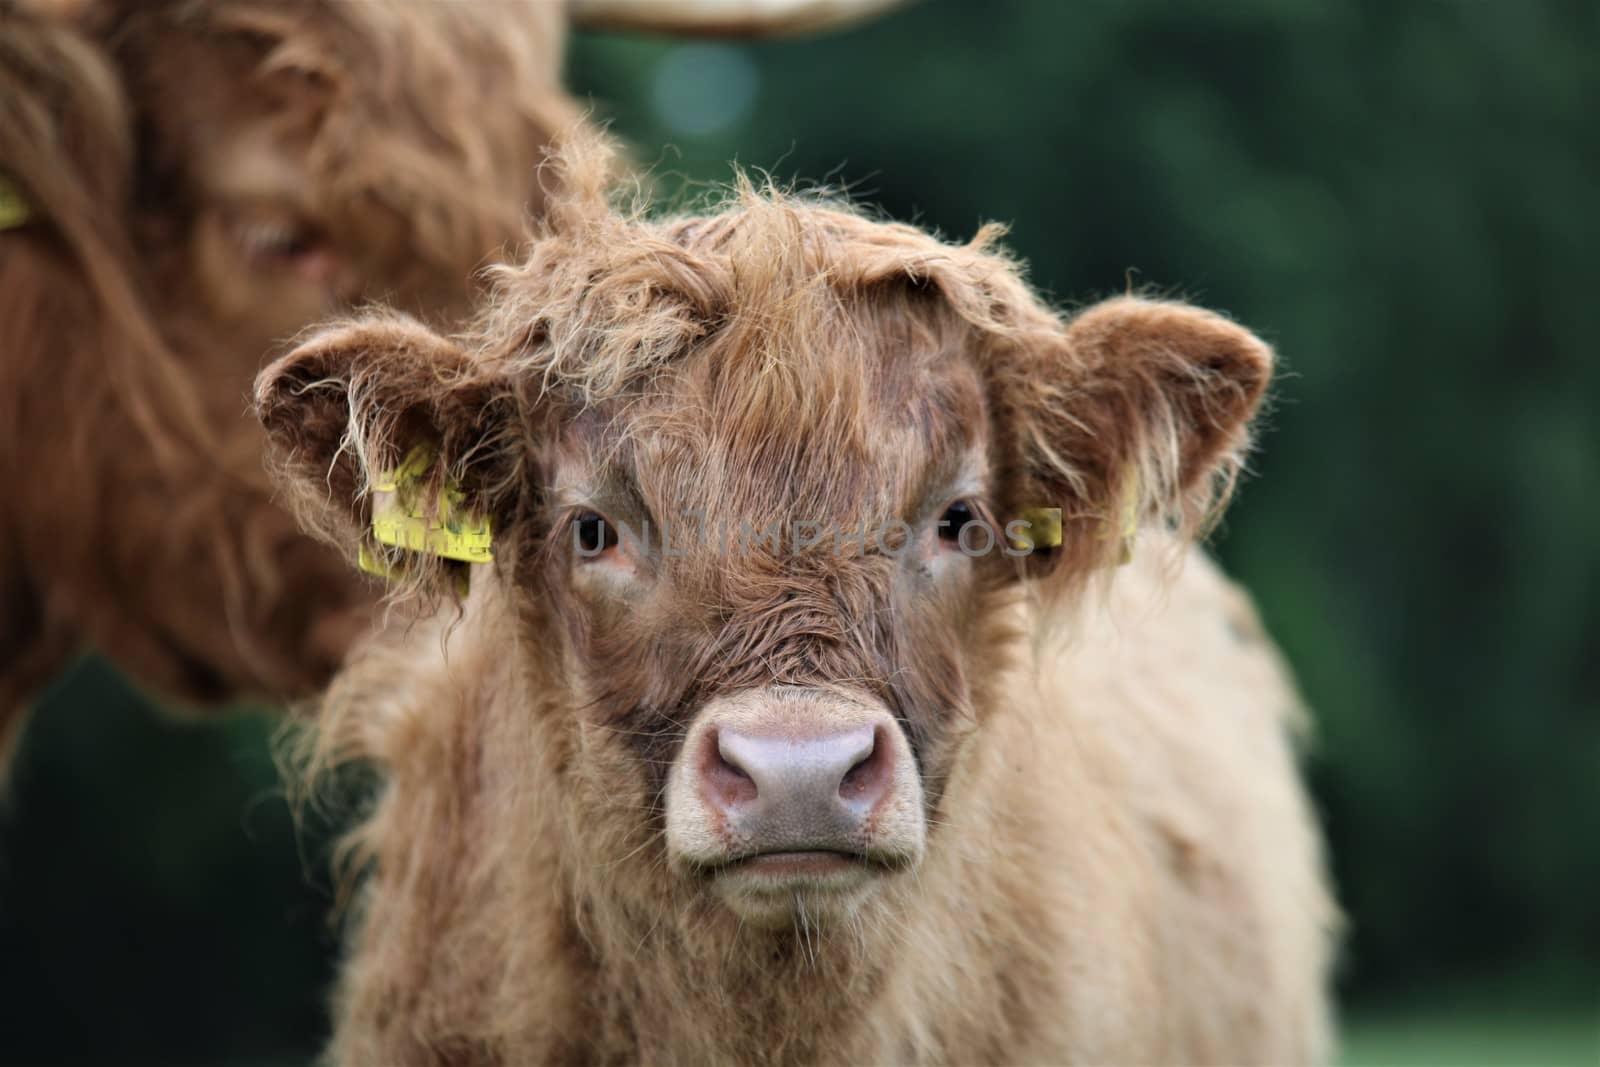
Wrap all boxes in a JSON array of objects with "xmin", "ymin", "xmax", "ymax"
[{"xmin": 256, "ymin": 157, "xmax": 1337, "ymax": 1064}]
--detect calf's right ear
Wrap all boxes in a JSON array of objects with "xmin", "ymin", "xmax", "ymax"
[
  {"xmin": 997, "ymin": 296, "xmax": 1274, "ymax": 578},
  {"xmin": 255, "ymin": 314, "xmax": 517, "ymax": 572}
]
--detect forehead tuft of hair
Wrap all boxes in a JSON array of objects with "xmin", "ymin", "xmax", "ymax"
[{"xmin": 469, "ymin": 134, "xmax": 1057, "ymax": 406}]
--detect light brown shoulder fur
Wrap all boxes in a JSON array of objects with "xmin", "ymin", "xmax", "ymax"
[{"xmin": 299, "ymin": 544, "xmax": 1334, "ymax": 1064}]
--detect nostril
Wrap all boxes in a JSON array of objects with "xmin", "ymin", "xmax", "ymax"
[
  {"xmin": 838, "ymin": 725, "xmax": 893, "ymax": 810},
  {"xmin": 705, "ymin": 728, "xmax": 758, "ymax": 809}
]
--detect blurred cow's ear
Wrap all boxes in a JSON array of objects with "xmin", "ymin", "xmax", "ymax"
[
  {"xmin": 255, "ymin": 313, "xmax": 519, "ymax": 582},
  {"xmin": 999, "ymin": 296, "xmax": 1273, "ymax": 576}
]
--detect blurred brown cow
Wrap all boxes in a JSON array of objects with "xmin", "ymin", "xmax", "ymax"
[{"xmin": 0, "ymin": 0, "xmax": 900, "ymax": 763}]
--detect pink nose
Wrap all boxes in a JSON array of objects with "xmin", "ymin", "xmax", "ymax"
[{"xmin": 701, "ymin": 722, "xmax": 895, "ymax": 853}]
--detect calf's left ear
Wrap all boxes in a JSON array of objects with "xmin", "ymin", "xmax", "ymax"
[
  {"xmin": 1001, "ymin": 296, "xmax": 1274, "ymax": 572},
  {"xmin": 254, "ymin": 313, "xmax": 517, "ymax": 581}
]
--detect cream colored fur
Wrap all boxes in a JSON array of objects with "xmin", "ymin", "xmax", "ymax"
[{"xmin": 307, "ymin": 538, "xmax": 1334, "ymax": 1065}]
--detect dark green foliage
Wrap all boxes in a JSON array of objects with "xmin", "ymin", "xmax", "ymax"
[{"xmin": 0, "ymin": 661, "xmax": 340, "ymax": 1065}]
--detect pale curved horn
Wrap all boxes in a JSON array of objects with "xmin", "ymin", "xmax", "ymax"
[{"xmin": 568, "ymin": 0, "xmax": 912, "ymax": 38}]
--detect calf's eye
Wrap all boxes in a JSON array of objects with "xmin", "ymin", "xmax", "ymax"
[
  {"xmin": 938, "ymin": 501, "xmax": 978, "ymax": 543},
  {"xmin": 575, "ymin": 511, "xmax": 620, "ymax": 556}
]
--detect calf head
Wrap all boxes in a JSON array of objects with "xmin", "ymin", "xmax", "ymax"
[{"xmin": 257, "ymin": 164, "xmax": 1274, "ymax": 936}]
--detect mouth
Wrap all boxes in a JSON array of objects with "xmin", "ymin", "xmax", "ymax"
[
  {"xmin": 706, "ymin": 848, "xmax": 894, "ymax": 898},
  {"xmin": 702, "ymin": 850, "xmax": 884, "ymax": 926},
  {"xmin": 723, "ymin": 849, "xmax": 863, "ymax": 880}
]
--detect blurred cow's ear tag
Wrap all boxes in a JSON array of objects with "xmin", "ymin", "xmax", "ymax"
[
  {"xmin": 0, "ymin": 174, "xmax": 35, "ymax": 230},
  {"xmin": 365, "ymin": 443, "xmax": 492, "ymax": 589}
]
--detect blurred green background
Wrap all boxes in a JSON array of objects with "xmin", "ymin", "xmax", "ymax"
[{"xmin": 2, "ymin": 1, "xmax": 1596, "ymax": 1064}]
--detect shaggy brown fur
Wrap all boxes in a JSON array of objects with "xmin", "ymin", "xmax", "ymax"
[
  {"xmin": 257, "ymin": 145, "xmax": 1337, "ymax": 1065},
  {"xmin": 0, "ymin": 0, "xmax": 580, "ymax": 755}
]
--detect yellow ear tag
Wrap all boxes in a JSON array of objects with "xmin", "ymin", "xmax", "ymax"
[
  {"xmin": 357, "ymin": 541, "xmax": 402, "ymax": 581},
  {"xmin": 1111, "ymin": 467, "xmax": 1140, "ymax": 566},
  {"xmin": 1009, "ymin": 507, "xmax": 1063, "ymax": 553},
  {"xmin": 359, "ymin": 542, "xmax": 472, "ymax": 598},
  {"xmin": 1008, "ymin": 468, "xmax": 1138, "ymax": 565},
  {"xmin": 0, "ymin": 174, "xmax": 35, "ymax": 230},
  {"xmin": 366, "ymin": 443, "xmax": 493, "ymax": 566}
]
